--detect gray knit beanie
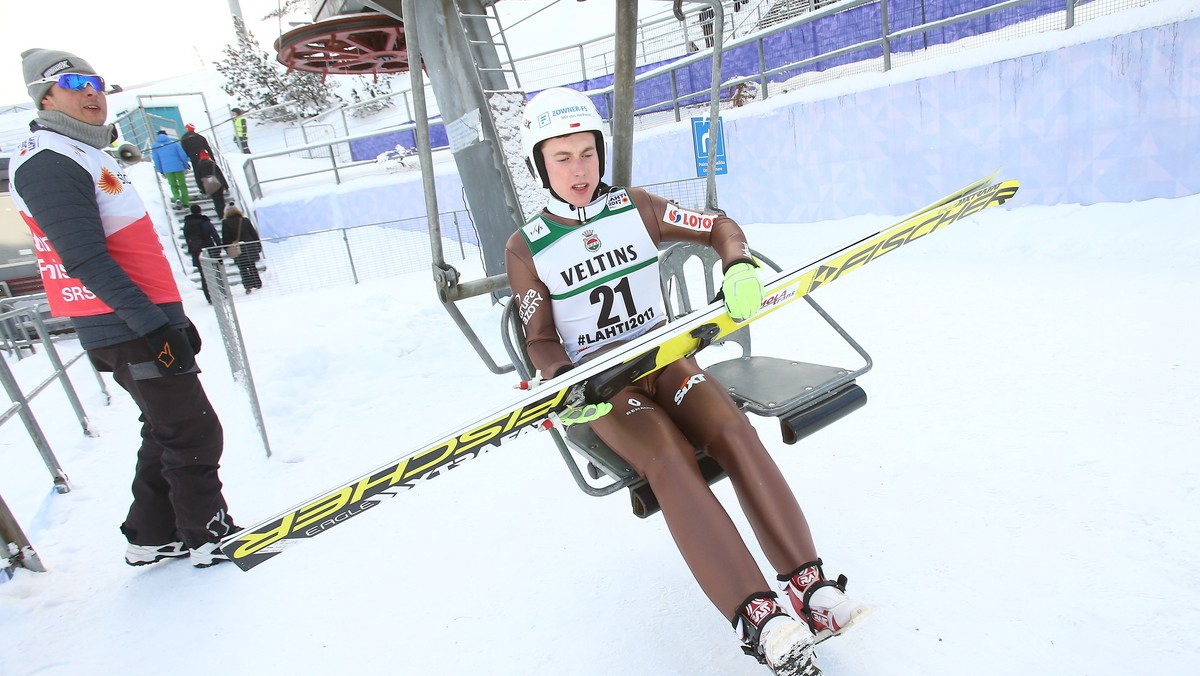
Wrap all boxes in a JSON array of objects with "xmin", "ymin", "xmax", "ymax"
[{"xmin": 21, "ymin": 48, "xmax": 98, "ymax": 109}]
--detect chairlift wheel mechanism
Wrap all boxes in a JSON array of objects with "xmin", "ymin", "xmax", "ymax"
[{"xmin": 274, "ymin": 14, "xmax": 410, "ymax": 76}]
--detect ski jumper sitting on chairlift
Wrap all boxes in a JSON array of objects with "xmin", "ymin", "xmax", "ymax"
[{"xmin": 503, "ymin": 88, "xmax": 870, "ymax": 676}]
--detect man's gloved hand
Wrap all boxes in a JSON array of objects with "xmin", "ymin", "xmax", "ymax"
[
  {"xmin": 144, "ymin": 323, "xmax": 197, "ymax": 375},
  {"xmin": 559, "ymin": 402, "xmax": 613, "ymax": 426},
  {"xmin": 184, "ymin": 318, "xmax": 202, "ymax": 354},
  {"xmin": 721, "ymin": 260, "xmax": 764, "ymax": 322}
]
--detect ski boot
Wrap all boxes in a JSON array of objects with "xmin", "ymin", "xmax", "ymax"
[
  {"xmin": 735, "ymin": 593, "xmax": 821, "ymax": 676},
  {"xmin": 779, "ymin": 559, "xmax": 873, "ymax": 641}
]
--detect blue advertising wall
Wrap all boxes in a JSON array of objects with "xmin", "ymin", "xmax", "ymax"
[
  {"xmin": 629, "ymin": 16, "xmax": 1200, "ymax": 225},
  {"xmin": 349, "ymin": 122, "xmax": 450, "ymax": 162}
]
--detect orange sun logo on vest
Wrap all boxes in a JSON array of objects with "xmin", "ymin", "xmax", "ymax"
[{"xmin": 98, "ymin": 167, "xmax": 123, "ymax": 195}]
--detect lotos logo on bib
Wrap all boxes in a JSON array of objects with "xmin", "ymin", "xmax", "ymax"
[{"xmin": 664, "ymin": 205, "xmax": 715, "ymax": 232}]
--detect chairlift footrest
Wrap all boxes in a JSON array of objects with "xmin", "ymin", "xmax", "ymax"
[{"xmin": 706, "ymin": 356, "xmax": 853, "ymax": 417}]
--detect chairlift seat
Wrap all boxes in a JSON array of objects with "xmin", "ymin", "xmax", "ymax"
[{"xmin": 499, "ymin": 241, "xmax": 871, "ymax": 518}]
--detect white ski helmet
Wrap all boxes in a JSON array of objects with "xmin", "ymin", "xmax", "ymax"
[{"xmin": 521, "ymin": 87, "xmax": 607, "ymax": 189}]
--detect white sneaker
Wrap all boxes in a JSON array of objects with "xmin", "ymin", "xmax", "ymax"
[
  {"xmin": 761, "ymin": 616, "xmax": 821, "ymax": 676},
  {"xmin": 189, "ymin": 541, "xmax": 230, "ymax": 568},
  {"xmin": 125, "ymin": 541, "xmax": 189, "ymax": 566}
]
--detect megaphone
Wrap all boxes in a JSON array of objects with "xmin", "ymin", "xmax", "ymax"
[{"xmin": 117, "ymin": 143, "xmax": 142, "ymax": 164}]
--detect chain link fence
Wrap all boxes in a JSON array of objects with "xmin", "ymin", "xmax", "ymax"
[
  {"xmin": 195, "ymin": 206, "xmax": 480, "ymax": 458},
  {"xmin": 194, "ymin": 209, "xmax": 478, "ymax": 300}
]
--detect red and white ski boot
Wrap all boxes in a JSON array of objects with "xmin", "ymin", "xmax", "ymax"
[
  {"xmin": 779, "ymin": 559, "xmax": 873, "ymax": 641},
  {"xmin": 736, "ymin": 593, "xmax": 822, "ymax": 676}
]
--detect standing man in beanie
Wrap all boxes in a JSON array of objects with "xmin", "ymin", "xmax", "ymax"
[
  {"xmin": 8, "ymin": 48, "xmax": 238, "ymax": 568},
  {"xmin": 231, "ymin": 107, "xmax": 250, "ymax": 153},
  {"xmin": 151, "ymin": 129, "xmax": 190, "ymax": 208}
]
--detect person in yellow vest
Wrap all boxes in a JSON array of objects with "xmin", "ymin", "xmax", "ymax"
[{"xmin": 231, "ymin": 107, "xmax": 250, "ymax": 153}]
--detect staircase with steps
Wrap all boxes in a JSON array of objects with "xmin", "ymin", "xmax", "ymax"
[{"xmin": 168, "ymin": 190, "xmax": 265, "ymax": 294}]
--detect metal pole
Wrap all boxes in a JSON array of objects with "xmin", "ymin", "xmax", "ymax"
[
  {"xmin": 704, "ymin": 0, "xmax": 724, "ymax": 210},
  {"xmin": 613, "ymin": 0, "xmax": 638, "ymax": 187},
  {"xmin": 0, "ymin": 354, "xmax": 69, "ymax": 494},
  {"xmin": 342, "ymin": 229, "xmax": 360, "ymax": 284},
  {"xmin": 227, "ymin": 0, "xmax": 247, "ymax": 38},
  {"xmin": 670, "ymin": 70, "xmax": 681, "ymax": 123},
  {"xmin": 1, "ymin": 492, "xmax": 47, "ymax": 576},
  {"xmin": 401, "ymin": 0, "xmax": 445, "ymax": 269},
  {"xmin": 26, "ymin": 312, "xmax": 95, "ymax": 437},
  {"xmin": 881, "ymin": 0, "xmax": 892, "ymax": 72}
]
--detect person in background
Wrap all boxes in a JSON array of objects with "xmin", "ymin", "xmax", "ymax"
[
  {"xmin": 9, "ymin": 47, "xmax": 237, "ymax": 568},
  {"xmin": 220, "ymin": 205, "xmax": 263, "ymax": 293},
  {"xmin": 699, "ymin": 6, "xmax": 716, "ymax": 48},
  {"xmin": 231, "ymin": 107, "xmax": 250, "ymax": 153},
  {"xmin": 505, "ymin": 88, "xmax": 870, "ymax": 676},
  {"xmin": 194, "ymin": 150, "xmax": 228, "ymax": 220},
  {"xmin": 150, "ymin": 129, "xmax": 190, "ymax": 208},
  {"xmin": 182, "ymin": 204, "xmax": 222, "ymax": 303},
  {"xmin": 179, "ymin": 122, "xmax": 216, "ymax": 193}
]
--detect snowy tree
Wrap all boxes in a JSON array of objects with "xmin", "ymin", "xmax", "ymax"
[
  {"xmin": 348, "ymin": 75, "xmax": 399, "ymax": 118},
  {"xmin": 262, "ymin": 0, "xmax": 309, "ymax": 21},
  {"xmin": 215, "ymin": 16, "xmax": 340, "ymax": 122}
]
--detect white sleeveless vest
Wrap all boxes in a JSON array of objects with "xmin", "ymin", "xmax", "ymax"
[
  {"xmin": 520, "ymin": 189, "xmax": 664, "ymax": 363},
  {"xmin": 9, "ymin": 130, "xmax": 180, "ymax": 317}
]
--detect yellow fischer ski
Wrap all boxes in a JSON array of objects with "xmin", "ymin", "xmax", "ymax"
[{"xmin": 220, "ymin": 175, "xmax": 1019, "ymax": 571}]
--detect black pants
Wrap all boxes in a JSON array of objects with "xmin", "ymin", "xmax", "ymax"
[
  {"xmin": 235, "ymin": 136, "xmax": 250, "ymax": 153},
  {"xmin": 211, "ymin": 190, "xmax": 227, "ymax": 222},
  {"xmin": 235, "ymin": 252, "xmax": 262, "ymax": 290},
  {"xmin": 89, "ymin": 338, "xmax": 234, "ymax": 548},
  {"xmin": 190, "ymin": 252, "xmax": 211, "ymax": 302}
]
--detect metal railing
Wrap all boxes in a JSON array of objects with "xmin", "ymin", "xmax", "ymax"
[
  {"xmin": 242, "ymin": 118, "xmax": 446, "ymax": 200},
  {"xmin": 0, "ymin": 297, "xmax": 111, "ymax": 579},
  {"xmin": 193, "ymin": 205, "xmax": 479, "ymax": 461},
  {"xmin": 184, "ymin": 209, "xmax": 477, "ymax": 300},
  {"xmin": 580, "ymin": 0, "xmax": 1124, "ymax": 128},
  {"xmin": 243, "ymin": 0, "xmax": 1147, "ymax": 203}
]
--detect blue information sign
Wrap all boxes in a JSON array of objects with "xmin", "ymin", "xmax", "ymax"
[{"xmin": 691, "ymin": 116, "xmax": 727, "ymax": 177}]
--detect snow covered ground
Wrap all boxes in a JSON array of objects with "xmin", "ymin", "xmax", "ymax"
[
  {"xmin": 2, "ymin": 169, "xmax": 1197, "ymax": 676},
  {"xmin": 3, "ymin": 4, "xmax": 1199, "ymax": 676}
]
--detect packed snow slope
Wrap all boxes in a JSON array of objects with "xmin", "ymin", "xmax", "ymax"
[{"xmin": 2, "ymin": 3, "xmax": 1198, "ymax": 675}]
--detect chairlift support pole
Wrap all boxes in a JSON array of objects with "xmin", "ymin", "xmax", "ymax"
[
  {"xmin": 612, "ymin": 1, "xmax": 638, "ymax": 187},
  {"xmin": 703, "ymin": 0, "xmax": 724, "ymax": 211},
  {"xmin": 396, "ymin": 0, "xmax": 513, "ymax": 374}
]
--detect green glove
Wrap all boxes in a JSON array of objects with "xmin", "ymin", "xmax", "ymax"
[
  {"xmin": 722, "ymin": 261, "xmax": 763, "ymax": 322},
  {"xmin": 558, "ymin": 402, "xmax": 613, "ymax": 426}
]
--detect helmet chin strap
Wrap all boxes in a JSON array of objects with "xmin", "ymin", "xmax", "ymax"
[{"xmin": 545, "ymin": 183, "xmax": 610, "ymax": 222}]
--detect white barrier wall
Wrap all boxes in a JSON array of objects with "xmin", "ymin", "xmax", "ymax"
[{"xmin": 256, "ymin": 16, "xmax": 1198, "ymax": 237}]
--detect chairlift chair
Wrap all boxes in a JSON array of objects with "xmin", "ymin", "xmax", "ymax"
[{"xmin": 500, "ymin": 242, "xmax": 872, "ymax": 518}]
